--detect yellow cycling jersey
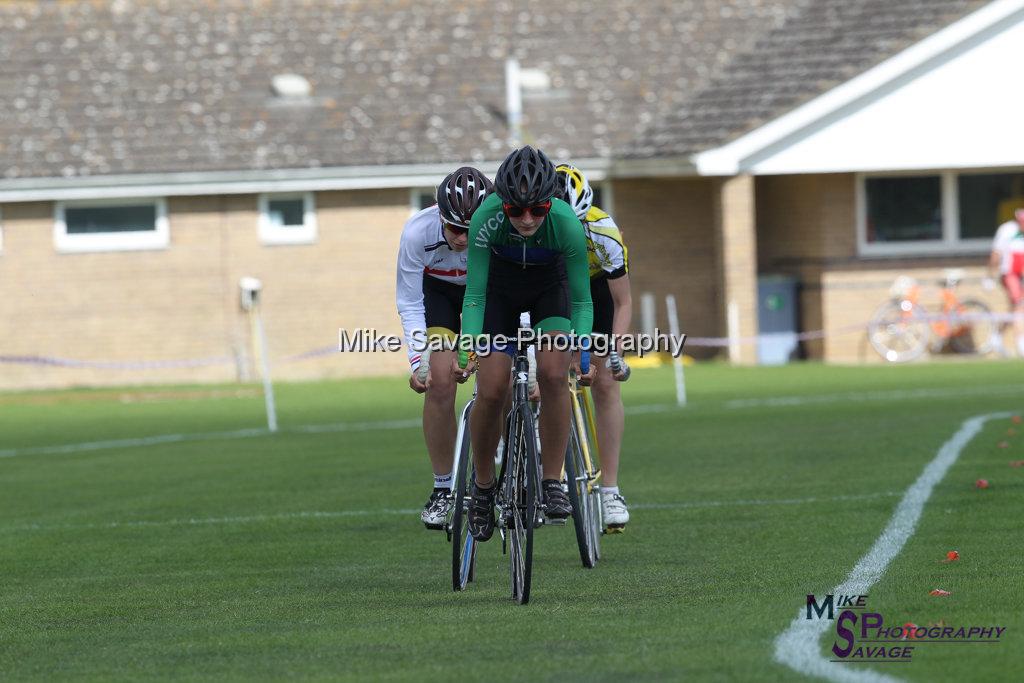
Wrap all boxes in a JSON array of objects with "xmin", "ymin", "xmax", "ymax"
[{"xmin": 583, "ymin": 206, "xmax": 628, "ymax": 280}]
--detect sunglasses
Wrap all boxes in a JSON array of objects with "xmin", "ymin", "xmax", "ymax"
[{"xmin": 503, "ymin": 201, "xmax": 552, "ymax": 219}]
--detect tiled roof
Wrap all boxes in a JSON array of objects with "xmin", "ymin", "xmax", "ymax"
[
  {"xmin": 628, "ymin": 0, "xmax": 991, "ymax": 158},
  {"xmin": 0, "ymin": 0, "xmax": 990, "ymax": 179}
]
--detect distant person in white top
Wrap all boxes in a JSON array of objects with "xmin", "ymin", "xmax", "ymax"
[
  {"xmin": 989, "ymin": 208, "xmax": 1024, "ymax": 357},
  {"xmin": 396, "ymin": 167, "xmax": 493, "ymax": 528}
]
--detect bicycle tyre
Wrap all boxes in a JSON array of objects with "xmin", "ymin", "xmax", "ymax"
[
  {"xmin": 450, "ymin": 402, "xmax": 477, "ymax": 592},
  {"xmin": 948, "ymin": 299, "xmax": 997, "ymax": 356},
  {"xmin": 506, "ymin": 402, "xmax": 537, "ymax": 605},
  {"xmin": 565, "ymin": 417, "xmax": 596, "ymax": 568},
  {"xmin": 868, "ymin": 300, "xmax": 929, "ymax": 363},
  {"xmin": 580, "ymin": 390, "xmax": 603, "ymax": 559}
]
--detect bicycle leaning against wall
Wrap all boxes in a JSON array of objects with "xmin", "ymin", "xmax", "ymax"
[{"xmin": 868, "ymin": 269, "xmax": 1000, "ymax": 363}]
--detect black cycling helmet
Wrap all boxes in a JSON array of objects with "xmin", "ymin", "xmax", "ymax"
[
  {"xmin": 436, "ymin": 166, "xmax": 494, "ymax": 229},
  {"xmin": 494, "ymin": 146, "xmax": 558, "ymax": 207}
]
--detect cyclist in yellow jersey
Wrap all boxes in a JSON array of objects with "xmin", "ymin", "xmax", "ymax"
[{"xmin": 556, "ymin": 164, "xmax": 633, "ymax": 530}]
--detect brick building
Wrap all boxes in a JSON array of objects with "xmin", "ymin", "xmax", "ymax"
[{"xmin": 1, "ymin": 0, "xmax": 1020, "ymax": 389}]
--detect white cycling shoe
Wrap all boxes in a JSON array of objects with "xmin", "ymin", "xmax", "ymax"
[
  {"xmin": 601, "ymin": 491, "xmax": 630, "ymax": 532},
  {"xmin": 421, "ymin": 489, "xmax": 453, "ymax": 530}
]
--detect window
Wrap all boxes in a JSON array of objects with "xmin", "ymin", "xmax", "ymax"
[
  {"xmin": 411, "ymin": 188, "xmax": 435, "ymax": 213},
  {"xmin": 54, "ymin": 198, "xmax": 169, "ymax": 253},
  {"xmin": 958, "ymin": 171, "xmax": 1024, "ymax": 239},
  {"xmin": 858, "ymin": 170, "xmax": 1015, "ymax": 256},
  {"xmin": 864, "ymin": 176, "xmax": 942, "ymax": 243},
  {"xmin": 258, "ymin": 192, "xmax": 316, "ymax": 245}
]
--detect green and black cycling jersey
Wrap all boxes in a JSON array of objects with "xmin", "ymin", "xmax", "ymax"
[{"xmin": 461, "ymin": 193, "xmax": 593, "ymax": 343}]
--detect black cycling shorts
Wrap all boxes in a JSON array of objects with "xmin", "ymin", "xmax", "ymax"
[
  {"xmin": 481, "ymin": 255, "xmax": 571, "ymax": 342},
  {"xmin": 423, "ymin": 274, "xmax": 465, "ymax": 336},
  {"xmin": 590, "ymin": 275, "xmax": 614, "ymax": 337}
]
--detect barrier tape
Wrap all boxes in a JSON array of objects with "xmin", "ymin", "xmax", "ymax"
[{"xmin": 0, "ymin": 354, "xmax": 235, "ymax": 370}]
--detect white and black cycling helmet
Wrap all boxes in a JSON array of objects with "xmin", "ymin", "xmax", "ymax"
[
  {"xmin": 436, "ymin": 166, "xmax": 494, "ymax": 229},
  {"xmin": 555, "ymin": 163, "xmax": 593, "ymax": 220},
  {"xmin": 494, "ymin": 146, "xmax": 558, "ymax": 207}
]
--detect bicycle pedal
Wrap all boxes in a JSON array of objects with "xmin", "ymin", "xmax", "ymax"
[
  {"xmin": 604, "ymin": 524, "xmax": 626, "ymax": 534},
  {"xmin": 544, "ymin": 517, "xmax": 568, "ymax": 526}
]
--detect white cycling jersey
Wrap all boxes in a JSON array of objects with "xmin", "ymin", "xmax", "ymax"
[
  {"xmin": 992, "ymin": 220, "xmax": 1024, "ymax": 275},
  {"xmin": 396, "ymin": 205, "xmax": 467, "ymax": 370}
]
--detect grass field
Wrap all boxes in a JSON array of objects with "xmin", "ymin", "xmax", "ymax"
[{"xmin": 2, "ymin": 361, "xmax": 1023, "ymax": 682}]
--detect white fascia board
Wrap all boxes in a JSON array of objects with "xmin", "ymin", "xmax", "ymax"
[
  {"xmin": 0, "ymin": 162, "xmax": 480, "ymax": 203},
  {"xmin": 0, "ymin": 157, "xmax": 618, "ymax": 203},
  {"xmin": 693, "ymin": 0, "xmax": 1024, "ymax": 175},
  {"xmin": 610, "ymin": 155, "xmax": 699, "ymax": 179}
]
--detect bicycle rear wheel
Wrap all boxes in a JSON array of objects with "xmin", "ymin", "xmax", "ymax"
[
  {"xmin": 450, "ymin": 401, "xmax": 477, "ymax": 592},
  {"xmin": 948, "ymin": 299, "xmax": 997, "ymax": 356},
  {"xmin": 868, "ymin": 300, "xmax": 929, "ymax": 362},
  {"xmin": 505, "ymin": 402, "xmax": 537, "ymax": 604},
  {"xmin": 566, "ymin": 413, "xmax": 597, "ymax": 568}
]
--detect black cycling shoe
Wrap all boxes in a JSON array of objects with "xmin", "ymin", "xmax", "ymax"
[
  {"xmin": 467, "ymin": 481, "xmax": 498, "ymax": 542},
  {"xmin": 542, "ymin": 479, "xmax": 572, "ymax": 519}
]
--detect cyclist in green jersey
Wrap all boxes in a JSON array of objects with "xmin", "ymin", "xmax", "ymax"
[{"xmin": 452, "ymin": 146, "xmax": 594, "ymax": 542}]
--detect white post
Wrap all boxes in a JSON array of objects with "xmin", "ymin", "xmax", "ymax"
[
  {"xmin": 640, "ymin": 292, "xmax": 656, "ymax": 337},
  {"xmin": 251, "ymin": 305, "xmax": 278, "ymax": 433},
  {"xmin": 665, "ymin": 294, "xmax": 687, "ymax": 407},
  {"xmin": 727, "ymin": 299, "xmax": 741, "ymax": 364},
  {"xmin": 505, "ymin": 58, "xmax": 522, "ymax": 148}
]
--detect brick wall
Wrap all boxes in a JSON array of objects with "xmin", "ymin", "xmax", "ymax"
[
  {"xmin": 609, "ymin": 177, "xmax": 721, "ymax": 358},
  {"xmin": 713, "ymin": 175, "xmax": 759, "ymax": 364},
  {"xmin": 0, "ymin": 190, "xmax": 413, "ymax": 389}
]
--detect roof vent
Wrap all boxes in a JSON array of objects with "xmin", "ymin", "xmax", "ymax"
[{"xmin": 272, "ymin": 74, "xmax": 312, "ymax": 98}]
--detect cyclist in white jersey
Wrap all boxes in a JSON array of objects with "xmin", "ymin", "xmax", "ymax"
[
  {"xmin": 989, "ymin": 207, "xmax": 1024, "ymax": 356},
  {"xmin": 396, "ymin": 167, "xmax": 492, "ymax": 528},
  {"xmin": 556, "ymin": 164, "xmax": 634, "ymax": 530}
]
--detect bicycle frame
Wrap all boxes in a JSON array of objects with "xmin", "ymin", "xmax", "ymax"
[{"xmin": 568, "ymin": 375, "xmax": 602, "ymax": 498}]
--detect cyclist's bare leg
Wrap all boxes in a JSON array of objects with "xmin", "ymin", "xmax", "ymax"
[
  {"xmin": 536, "ymin": 346, "xmax": 572, "ymax": 481},
  {"xmin": 590, "ymin": 355, "xmax": 624, "ymax": 486},
  {"xmin": 469, "ymin": 351, "xmax": 512, "ymax": 486},
  {"xmin": 422, "ymin": 349, "xmax": 458, "ymax": 478}
]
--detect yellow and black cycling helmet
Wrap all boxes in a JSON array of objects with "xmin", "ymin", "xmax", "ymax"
[{"xmin": 554, "ymin": 163, "xmax": 593, "ymax": 220}]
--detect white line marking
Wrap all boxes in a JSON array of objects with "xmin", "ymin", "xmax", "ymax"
[
  {"xmin": 0, "ymin": 405, "xmax": 680, "ymax": 459},
  {"xmin": 2, "ymin": 509, "xmax": 421, "ymax": 534},
  {"xmin": 773, "ymin": 412, "xmax": 1010, "ymax": 683},
  {"xmin": 2, "ymin": 491, "xmax": 903, "ymax": 536},
  {"xmin": 634, "ymin": 491, "xmax": 900, "ymax": 511},
  {"xmin": 727, "ymin": 384, "xmax": 1024, "ymax": 409}
]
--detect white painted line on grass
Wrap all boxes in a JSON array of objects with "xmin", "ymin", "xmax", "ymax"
[
  {"xmin": 773, "ymin": 411, "xmax": 1011, "ymax": 683},
  {"xmin": 3, "ymin": 508, "xmax": 421, "ymax": 533},
  {"xmin": 0, "ymin": 405, "xmax": 681, "ymax": 459},
  {"xmin": 727, "ymin": 384, "xmax": 1024, "ymax": 409},
  {"xmin": 3, "ymin": 491, "xmax": 905, "ymax": 536},
  {"xmin": 634, "ymin": 491, "xmax": 900, "ymax": 511}
]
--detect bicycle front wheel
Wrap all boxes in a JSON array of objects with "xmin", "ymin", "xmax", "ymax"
[
  {"xmin": 868, "ymin": 300, "xmax": 929, "ymax": 363},
  {"xmin": 450, "ymin": 402, "xmax": 477, "ymax": 592},
  {"xmin": 948, "ymin": 299, "xmax": 997, "ymax": 356},
  {"xmin": 505, "ymin": 402, "xmax": 537, "ymax": 605},
  {"xmin": 566, "ymin": 411, "xmax": 597, "ymax": 568}
]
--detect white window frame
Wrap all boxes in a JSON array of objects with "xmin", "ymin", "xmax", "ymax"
[
  {"xmin": 410, "ymin": 187, "xmax": 435, "ymax": 216},
  {"xmin": 593, "ymin": 180, "xmax": 613, "ymax": 217},
  {"xmin": 258, "ymin": 192, "xmax": 317, "ymax": 245},
  {"xmin": 54, "ymin": 197, "xmax": 169, "ymax": 253},
  {"xmin": 856, "ymin": 169, "xmax": 1001, "ymax": 257}
]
